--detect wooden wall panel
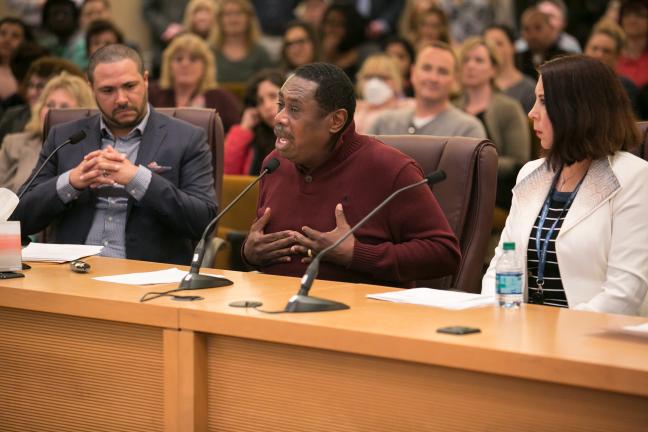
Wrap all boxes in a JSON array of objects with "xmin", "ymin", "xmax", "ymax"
[
  {"xmin": 0, "ymin": 307, "xmax": 164, "ymax": 432},
  {"xmin": 205, "ymin": 334, "xmax": 648, "ymax": 432}
]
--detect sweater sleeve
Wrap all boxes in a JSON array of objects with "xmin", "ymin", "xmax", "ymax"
[
  {"xmin": 349, "ymin": 162, "xmax": 461, "ymax": 283},
  {"xmin": 224, "ymin": 125, "xmax": 255, "ymax": 174}
]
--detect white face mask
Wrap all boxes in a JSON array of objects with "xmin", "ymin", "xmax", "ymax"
[{"xmin": 362, "ymin": 77, "xmax": 394, "ymax": 106}]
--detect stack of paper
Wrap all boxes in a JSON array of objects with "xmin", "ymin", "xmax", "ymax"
[
  {"xmin": 22, "ymin": 243, "xmax": 103, "ymax": 263},
  {"xmin": 367, "ymin": 287, "xmax": 495, "ymax": 310},
  {"xmin": 94, "ymin": 268, "xmax": 227, "ymax": 285}
]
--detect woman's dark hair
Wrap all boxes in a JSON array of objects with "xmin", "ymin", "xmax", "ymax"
[
  {"xmin": 483, "ymin": 24, "xmax": 516, "ymax": 45},
  {"xmin": 85, "ymin": 19, "xmax": 124, "ymax": 57},
  {"xmin": 382, "ymin": 36, "xmax": 415, "ymax": 66},
  {"xmin": 42, "ymin": 0, "xmax": 80, "ymax": 32},
  {"xmin": 540, "ymin": 54, "xmax": 640, "ymax": 170},
  {"xmin": 281, "ymin": 20, "xmax": 320, "ymax": 70},
  {"xmin": 244, "ymin": 69, "xmax": 286, "ymax": 174},
  {"xmin": 321, "ymin": 1, "xmax": 366, "ymax": 54}
]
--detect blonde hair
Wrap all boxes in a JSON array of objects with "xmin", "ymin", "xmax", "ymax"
[
  {"xmin": 25, "ymin": 72, "xmax": 95, "ymax": 135},
  {"xmin": 591, "ymin": 19, "xmax": 627, "ymax": 55},
  {"xmin": 213, "ymin": 0, "xmax": 261, "ymax": 49},
  {"xmin": 159, "ymin": 33, "xmax": 218, "ymax": 92},
  {"xmin": 355, "ymin": 54, "xmax": 403, "ymax": 96},
  {"xmin": 458, "ymin": 36, "xmax": 500, "ymax": 88},
  {"xmin": 182, "ymin": 0, "xmax": 219, "ymax": 47}
]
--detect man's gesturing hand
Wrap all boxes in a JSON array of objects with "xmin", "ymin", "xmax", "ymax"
[{"xmin": 243, "ymin": 207, "xmax": 301, "ymax": 267}]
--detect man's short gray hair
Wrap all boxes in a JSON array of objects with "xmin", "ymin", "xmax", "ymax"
[{"xmin": 87, "ymin": 44, "xmax": 144, "ymax": 83}]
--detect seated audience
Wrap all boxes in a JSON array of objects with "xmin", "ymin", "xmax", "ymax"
[
  {"xmin": 368, "ymin": 42, "xmax": 485, "ymax": 139},
  {"xmin": 0, "ymin": 18, "xmax": 34, "ymax": 114},
  {"xmin": 69, "ymin": 0, "xmax": 113, "ymax": 69},
  {"xmin": 383, "ymin": 36, "xmax": 416, "ymax": 98},
  {"xmin": 516, "ymin": 6, "xmax": 568, "ymax": 80},
  {"xmin": 354, "ymin": 54, "xmax": 414, "ymax": 134},
  {"xmin": 182, "ymin": 0, "xmax": 218, "ymax": 45},
  {"xmin": 242, "ymin": 62, "xmax": 460, "ymax": 286},
  {"xmin": 85, "ymin": 19, "xmax": 124, "ymax": 59},
  {"xmin": 407, "ymin": 5, "xmax": 452, "ymax": 52},
  {"xmin": 212, "ymin": 0, "xmax": 274, "ymax": 84},
  {"xmin": 0, "ymin": 73, "xmax": 95, "ymax": 193},
  {"xmin": 585, "ymin": 20, "xmax": 639, "ymax": 113},
  {"xmin": 280, "ymin": 20, "xmax": 320, "ymax": 75},
  {"xmin": 148, "ymin": 33, "xmax": 241, "ymax": 132},
  {"xmin": 484, "ymin": 24, "xmax": 536, "ymax": 113},
  {"xmin": 320, "ymin": 1, "xmax": 377, "ymax": 82},
  {"xmin": 454, "ymin": 36, "xmax": 530, "ymax": 210},
  {"xmin": 224, "ymin": 69, "xmax": 285, "ymax": 175},
  {"xmin": 37, "ymin": 0, "xmax": 86, "ymax": 69},
  {"xmin": 10, "ymin": 44, "xmax": 217, "ymax": 265},
  {"xmin": 0, "ymin": 57, "xmax": 84, "ymax": 146},
  {"xmin": 515, "ymin": 0, "xmax": 581, "ymax": 54},
  {"xmin": 483, "ymin": 55, "xmax": 648, "ymax": 315},
  {"xmin": 617, "ymin": 0, "xmax": 648, "ymax": 89}
]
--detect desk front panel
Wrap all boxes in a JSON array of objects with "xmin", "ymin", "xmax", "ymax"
[{"xmin": 0, "ymin": 306, "xmax": 165, "ymax": 432}]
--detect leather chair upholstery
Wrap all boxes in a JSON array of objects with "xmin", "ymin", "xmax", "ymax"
[
  {"xmin": 376, "ymin": 135, "xmax": 498, "ymax": 293},
  {"xmin": 43, "ymin": 107, "xmax": 225, "ymax": 203}
]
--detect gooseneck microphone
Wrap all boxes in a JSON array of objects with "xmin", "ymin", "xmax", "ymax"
[
  {"xmin": 284, "ymin": 169, "xmax": 447, "ymax": 313},
  {"xmin": 18, "ymin": 130, "xmax": 87, "ymax": 200},
  {"xmin": 179, "ymin": 158, "xmax": 281, "ymax": 290}
]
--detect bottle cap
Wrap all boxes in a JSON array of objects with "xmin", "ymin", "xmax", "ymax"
[{"xmin": 503, "ymin": 242, "xmax": 515, "ymax": 250}]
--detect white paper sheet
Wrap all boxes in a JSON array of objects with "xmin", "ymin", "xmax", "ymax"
[
  {"xmin": 93, "ymin": 268, "xmax": 227, "ymax": 285},
  {"xmin": 611, "ymin": 322, "xmax": 648, "ymax": 338},
  {"xmin": 367, "ymin": 287, "xmax": 495, "ymax": 310},
  {"xmin": 22, "ymin": 243, "xmax": 104, "ymax": 263}
]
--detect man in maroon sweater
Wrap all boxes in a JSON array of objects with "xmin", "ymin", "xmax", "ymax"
[{"xmin": 242, "ymin": 62, "xmax": 460, "ymax": 287}]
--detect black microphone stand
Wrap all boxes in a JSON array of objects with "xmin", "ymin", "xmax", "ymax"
[
  {"xmin": 179, "ymin": 160, "xmax": 279, "ymax": 290},
  {"xmin": 284, "ymin": 170, "xmax": 446, "ymax": 313}
]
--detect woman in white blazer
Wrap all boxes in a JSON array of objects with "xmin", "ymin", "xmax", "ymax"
[{"xmin": 482, "ymin": 55, "xmax": 648, "ymax": 316}]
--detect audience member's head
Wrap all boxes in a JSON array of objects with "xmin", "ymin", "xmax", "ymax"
[
  {"xmin": 412, "ymin": 5, "xmax": 450, "ymax": 50},
  {"xmin": 585, "ymin": 20, "xmax": 626, "ymax": 69},
  {"xmin": 521, "ymin": 7, "xmax": 557, "ymax": 52},
  {"xmin": 25, "ymin": 72, "xmax": 95, "ymax": 136},
  {"xmin": 483, "ymin": 24, "xmax": 517, "ymax": 69},
  {"xmin": 531, "ymin": 55, "xmax": 639, "ymax": 170},
  {"xmin": 160, "ymin": 33, "xmax": 217, "ymax": 93},
  {"xmin": 42, "ymin": 0, "xmax": 80, "ymax": 40},
  {"xmin": 0, "ymin": 17, "xmax": 34, "ymax": 64},
  {"xmin": 383, "ymin": 36, "xmax": 416, "ymax": 85},
  {"xmin": 537, "ymin": 0, "xmax": 568, "ymax": 33},
  {"xmin": 294, "ymin": 0, "xmax": 330, "ymax": 31},
  {"xmin": 274, "ymin": 62, "xmax": 354, "ymax": 168},
  {"xmin": 619, "ymin": 0, "xmax": 648, "ymax": 45},
  {"xmin": 183, "ymin": 0, "xmax": 218, "ymax": 44},
  {"xmin": 281, "ymin": 20, "xmax": 320, "ymax": 71},
  {"xmin": 10, "ymin": 42, "xmax": 49, "ymax": 87},
  {"xmin": 355, "ymin": 54, "xmax": 402, "ymax": 104},
  {"xmin": 320, "ymin": 1, "xmax": 366, "ymax": 54},
  {"xmin": 411, "ymin": 42, "xmax": 457, "ymax": 104},
  {"xmin": 85, "ymin": 19, "xmax": 124, "ymax": 58},
  {"xmin": 21, "ymin": 57, "xmax": 84, "ymax": 107},
  {"xmin": 87, "ymin": 44, "xmax": 148, "ymax": 134},
  {"xmin": 79, "ymin": 0, "xmax": 112, "ymax": 30},
  {"xmin": 243, "ymin": 69, "xmax": 285, "ymax": 125},
  {"xmin": 458, "ymin": 36, "xmax": 499, "ymax": 90},
  {"xmin": 214, "ymin": 0, "xmax": 262, "ymax": 49},
  {"xmin": 399, "ymin": 0, "xmax": 440, "ymax": 43}
]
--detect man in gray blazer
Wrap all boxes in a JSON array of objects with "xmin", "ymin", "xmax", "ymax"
[{"xmin": 12, "ymin": 44, "xmax": 217, "ymax": 265}]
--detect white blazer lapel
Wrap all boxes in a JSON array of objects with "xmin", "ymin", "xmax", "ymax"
[
  {"xmin": 560, "ymin": 157, "xmax": 620, "ymax": 235},
  {"xmin": 512, "ymin": 161, "xmax": 554, "ymax": 236}
]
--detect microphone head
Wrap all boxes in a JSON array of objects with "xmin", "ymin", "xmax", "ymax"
[
  {"xmin": 263, "ymin": 157, "xmax": 280, "ymax": 174},
  {"xmin": 68, "ymin": 130, "xmax": 87, "ymax": 145},
  {"xmin": 425, "ymin": 169, "xmax": 447, "ymax": 185}
]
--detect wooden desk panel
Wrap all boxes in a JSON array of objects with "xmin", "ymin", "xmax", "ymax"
[{"xmin": 0, "ymin": 306, "xmax": 164, "ymax": 432}]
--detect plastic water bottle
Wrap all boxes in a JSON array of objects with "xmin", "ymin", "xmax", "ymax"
[{"xmin": 495, "ymin": 242, "xmax": 523, "ymax": 308}]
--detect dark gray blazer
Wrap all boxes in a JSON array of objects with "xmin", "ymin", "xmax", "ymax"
[{"xmin": 12, "ymin": 108, "xmax": 217, "ymax": 265}]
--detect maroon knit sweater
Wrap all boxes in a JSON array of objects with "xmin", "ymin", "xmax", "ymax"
[{"xmin": 254, "ymin": 122, "xmax": 461, "ymax": 287}]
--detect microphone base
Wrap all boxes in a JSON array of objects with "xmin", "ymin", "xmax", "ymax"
[
  {"xmin": 178, "ymin": 273, "xmax": 233, "ymax": 290},
  {"xmin": 284, "ymin": 294, "xmax": 350, "ymax": 313}
]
